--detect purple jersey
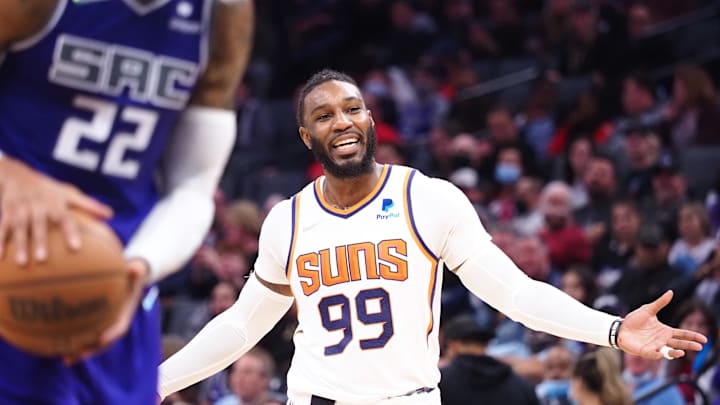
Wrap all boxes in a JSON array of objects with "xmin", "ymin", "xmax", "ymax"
[
  {"xmin": 0, "ymin": 0, "xmax": 211, "ymax": 243},
  {"xmin": 0, "ymin": 1, "xmax": 213, "ymax": 404}
]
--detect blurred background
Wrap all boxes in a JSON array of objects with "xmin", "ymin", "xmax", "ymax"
[{"xmin": 159, "ymin": 1, "xmax": 720, "ymax": 404}]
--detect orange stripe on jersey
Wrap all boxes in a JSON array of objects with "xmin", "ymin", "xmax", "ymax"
[
  {"xmin": 285, "ymin": 192, "xmax": 302, "ymax": 279},
  {"xmin": 313, "ymin": 164, "xmax": 391, "ymax": 218},
  {"xmin": 402, "ymin": 169, "xmax": 440, "ymax": 338}
]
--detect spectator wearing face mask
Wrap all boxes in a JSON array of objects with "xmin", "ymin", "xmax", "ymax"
[
  {"xmin": 623, "ymin": 352, "xmax": 684, "ymax": 405},
  {"xmin": 481, "ymin": 105, "xmax": 539, "ymax": 178},
  {"xmin": 535, "ymin": 345, "xmax": 577, "ymax": 405},
  {"xmin": 489, "ymin": 147, "xmax": 525, "ymax": 222}
]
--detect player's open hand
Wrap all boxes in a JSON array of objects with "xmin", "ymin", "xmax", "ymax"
[
  {"xmin": 0, "ymin": 157, "xmax": 113, "ymax": 265},
  {"xmin": 63, "ymin": 259, "xmax": 148, "ymax": 365},
  {"xmin": 618, "ymin": 290, "xmax": 708, "ymax": 360}
]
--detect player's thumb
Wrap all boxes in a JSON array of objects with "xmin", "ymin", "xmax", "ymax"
[{"xmin": 646, "ymin": 290, "xmax": 674, "ymax": 314}]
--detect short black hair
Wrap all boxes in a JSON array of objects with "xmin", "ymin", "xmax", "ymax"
[
  {"xmin": 296, "ymin": 69, "xmax": 358, "ymax": 127},
  {"xmin": 624, "ymin": 71, "xmax": 655, "ymax": 96},
  {"xmin": 590, "ymin": 151, "xmax": 619, "ymax": 175},
  {"xmin": 442, "ymin": 314, "xmax": 495, "ymax": 344}
]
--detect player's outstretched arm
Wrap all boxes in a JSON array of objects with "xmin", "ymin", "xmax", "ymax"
[
  {"xmin": 157, "ymin": 274, "xmax": 293, "ymax": 400},
  {"xmin": 411, "ymin": 175, "xmax": 707, "ymax": 360},
  {"xmin": 453, "ymin": 243, "xmax": 706, "ymax": 359},
  {"xmin": 159, "ymin": 197, "xmax": 293, "ymax": 399},
  {"xmin": 123, "ymin": 0, "xmax": 254, "ymax": 282}
]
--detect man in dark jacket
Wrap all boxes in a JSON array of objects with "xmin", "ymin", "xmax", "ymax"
[{"xmin": 440, "ymin": 315, "xmax": 540, "ymax": 405}]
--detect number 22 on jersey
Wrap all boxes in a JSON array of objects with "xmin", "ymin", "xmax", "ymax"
[{"xmin": 53, "ymin": 95, "xmax": 158, "ymax": 179}]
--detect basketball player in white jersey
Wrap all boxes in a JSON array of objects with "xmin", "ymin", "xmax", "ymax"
[{"xmin": 158, "ymin": 69, "xmax": 707, "ymax": 405}]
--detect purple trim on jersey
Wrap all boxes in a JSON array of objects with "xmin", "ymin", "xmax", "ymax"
[
  {"xmin": 313, "ymin": 166, "xmax": 393, "ymax": 219},
  {"xmin": 405, "ymin": 170, "xmax": 438, "ymax": 261},
  {"xmin": 285, "ymin": 195, "xmax": 298, "ymax": 278}
]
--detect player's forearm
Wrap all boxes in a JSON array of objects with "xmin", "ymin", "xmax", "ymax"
[
  {"xmin": 455, "ymin": 242, "xmax": 617, "ymax": 347},
  {"xmin": 124, "ymin": 106, "xmax": 236, "ymax": 282},
  {"xmin": 158, "ymin": 275, "xmax": 293, "ymax": 399}
]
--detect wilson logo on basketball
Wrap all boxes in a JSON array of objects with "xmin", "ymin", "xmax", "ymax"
[{"xmin": 8, "ymin": 296, "xmax": 109, "ymax": 323}]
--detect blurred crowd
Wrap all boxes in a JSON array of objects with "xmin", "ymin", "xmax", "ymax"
[{"xmin": 158, "ymin": 0, "xmax": 720, "ymax": 404}]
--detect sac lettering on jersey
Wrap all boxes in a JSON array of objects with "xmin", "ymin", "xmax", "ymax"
[
  {"xmin": 296, "ymin": 240, "xmax": 409, "ymax": 296},
  {"xmin": 49, "ymin": 34, "xmax": 196, "ymax": 110}
]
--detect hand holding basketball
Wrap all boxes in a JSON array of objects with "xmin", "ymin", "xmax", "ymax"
[
  {"xmin": 62, "ymin": 258, "xmax": 150, "ymax": 364},
  {"xmin": 0, "ymin": 210, "xmax": 137, "ymax": 359},
  {"xmin": 0, "ymin": 157, "xmax": 113, "ymax": 265}
]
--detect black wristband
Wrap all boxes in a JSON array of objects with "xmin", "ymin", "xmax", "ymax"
[{"xmin": 609, "ymin": 318, "xmax": 623, "ymax": 350}]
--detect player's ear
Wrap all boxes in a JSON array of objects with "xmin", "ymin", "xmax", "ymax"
[
  {"xmin": 299, "ymin": 127, "xmax": 312, "ymax": 150},
  {"xmin": 367, "ymin": 109, "xmax": 375, "ymax": 127}
]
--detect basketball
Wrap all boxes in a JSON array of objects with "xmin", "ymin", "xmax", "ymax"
[{"xmin": 0, "ymin": 211, "xmax": 129, "ymax": 358}]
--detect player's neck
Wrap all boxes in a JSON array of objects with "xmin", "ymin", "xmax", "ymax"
[{"xmin": 323, "ymin": 163, "xmax": 383, "ymax": 210}]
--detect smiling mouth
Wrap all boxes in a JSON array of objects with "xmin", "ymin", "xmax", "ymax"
[
  {"xmin": 332, "ymin": 135, "xmax": 359, "ymax": 147},
  {"xmin": 331, "ymin": 135, "xmax": 361, "ymax": 154}
]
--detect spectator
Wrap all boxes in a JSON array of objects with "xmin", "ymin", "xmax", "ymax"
[
  {"xmin": 669, "ymin": 202, "xmax": 717, "ymax": 274},
  {"xmin": 167, "ymin": 282, "xmax": 239, "ymax": 341},
  {"xmin": 486, "ymin": 0, "xmax": 529, "ymax": 58},
  {"xmin": 512, "ymin": 176, "xmax": 545, "ymax": 236},
  {"xmin": 538, "ymin": 181, "xmax": 591, "ymax": 271},
  {"xmin": 385, "ymin": 0, "xmax": 438, "ymax": 67},
  {"xmin": 662, "ymin": 65, "xmax": 720, "ymax": 148},
  {"xmin": 621, "ymin": 126, "xmax": 661, "ymax": 201},
  {"xmin": 570, "ymin": 348, "xmax": 633, "ymax": 405},
  {"xmin": 554, "ymin": 1, "xmax": 624, "ymax": 80},
  {"xmin": 620, "ymin": 72, "xmax": 664, "ymax": 129},
  {"xmin": 489, "ymin": 147, "xmax": 526, "ymax": 222},
  {"xmin": 592, "ymin": 200, "xmax": 642, "ymax": 290},
  {"xmin": 664, "ymin": 301, "xmax": 720, "ymax": 404},
  {"xmin": 610, "ymin": 222, "xmax": 696, "ymax": 322},
  {"xmin": 484, "ymin": 106, "xmax": 538, "ymax": 177},
  {"xmin": 221, "ymin": 200, "xmax": 263, "ymax": 262},
  {"xmin": 535, "ymin": 345, "xmax": 577, "ymax": 405},
  {"xmin": 517, "ymin": 80, "xmax": 557, "ymax": 164},
  {"xmin": 643, "ymin": 153, "xmax": 689, "ymax": 240},
  {"xmin": 553, "ymin": 136, "xmax": 593, "ymax": 209},
  {"xmin": 574, "ymin": 153, "xmax": 618, "ymax": 247},
  {"xmin": 623, "ymin": 352, "xmax": 684, "ymax": 405},
  {"xmin": 372, "ymin": 118, "xmax": 407, "ymax": 166},
  {"xmin": 449, "ymin": 166, "xmax": 491, "ymax": 214},
  {"xmin": 512, "ymin": 235, "xmax": 559, "ymax": 285},
  {"xmin": 623, "ymin": 4, "xmax": 672, "ymax": 73},
  {"xmin": 215, "ymin": 348, "xmax": 277, "ymax": 405},
  {"xmin": 440, "ymin": 315, "xmax": 540, "ymax": 405},
  {"xmin": 561, "ymin": 266, "xmax": 597, "ymax": 308}
]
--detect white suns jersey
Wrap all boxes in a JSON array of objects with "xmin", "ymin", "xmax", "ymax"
[{"xmin": 254, "ymin": 164, "xmax": 491, "ymax": 403}]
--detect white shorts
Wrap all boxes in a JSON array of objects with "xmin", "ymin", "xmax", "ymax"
[{"xmin": 288, "ymin": 387, "xmax": 440, "ymax": 405}]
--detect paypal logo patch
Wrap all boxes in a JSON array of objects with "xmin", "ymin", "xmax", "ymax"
[
  {"xmin": 377, "ymin": 198, "xmax": 400, "ymax": 220},
  {"xmin": 381, "ymin": 198, "xmax": 394, "ymax": 212}
]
